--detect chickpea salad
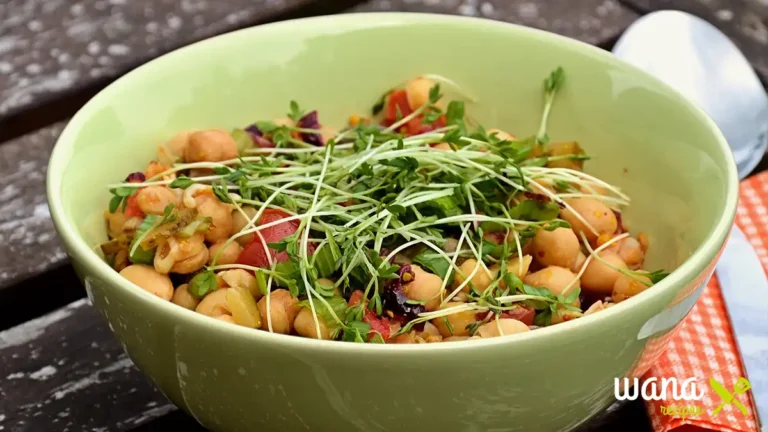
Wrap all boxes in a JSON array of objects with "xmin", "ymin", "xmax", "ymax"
[{"xmin": 101, "ymin": 67, "xmax": 669, "ymax": 344}]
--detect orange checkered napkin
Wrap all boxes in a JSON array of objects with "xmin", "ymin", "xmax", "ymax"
[{"xmin": 642, "ymin": 173, "xmax": 767, "ymax": 432}]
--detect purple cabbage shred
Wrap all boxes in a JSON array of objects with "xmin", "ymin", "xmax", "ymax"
[
  {"xmin": 245, "ymin": 123, "xmax": 275, "ymax": 148},
  {"xmin": 125, "ymin": 172, "xmax": 146, "ymax": 182},
  {"xmin": 381, "ymin": 265, "xmax": 424, "ymax": 320},
  {"xmin": 298, "ymin": 110, "xmax": 324, "ymax": 146}
]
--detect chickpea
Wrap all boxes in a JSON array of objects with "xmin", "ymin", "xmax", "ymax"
[
  {"xmin": 403, "ymin": 265, "xmax": 445, "ymax": 311},
  {"xmin": 157, "ymin": 130, "xmax": 196, "ymax": 165},
  {"xmin": 443, "ymin": 336, "xmax": 479, "ymax": 342},
  {"xmin": 219, "ymin": 269, "xmax": 262, "ymax": 299},
  {"xmin": 226, "ymin": 286, "xmax": 262, "ymax": 328},
  {"xmin": 532, "ymin": 227, "xmax": 580, "ymax": 268},
  {"xmin": 571, "ymin": 251, "xmax": 587, "ymax": 273},
  {"xmin": 145, "ymin": 161, "xmax": 171, "ymax": 179},
  {"xmin": 405, "ymin": 77, "xmax": 437, "ymax": 110},
  {"xmin": 559, "ymin": 198, "xmax": 617, "ymax": 243},
  {"xmin": 431, "ymin": 302, "xmax": 477, "ymax": 337},
  {"xmin": 390, "ymin": 332, "xmax": 416, "ymax": 344},
  {"xmin": 453, "ymin": 259, "xmax": 495, "ymax": 294},
  {"xmin": 443, "ymin": 238, "xmax": 459, "ymax": 253},
  {"xmin": 183, "ymin": 129, "xmax": 239, "ymax": 163},
  {"xmin": 195, "ymin": 194, "xmax": 233, "ymax": 243},
  {"xmin": 476, "ymin": 319, "xmax": 529, "ymax": 338},
  {"xmin": 171, "ymin": 249, "xmax": 208, "ymax": 274},
  {"xmin": 581, "ymin": 251, "xmax": 627, "ymax": 296},
  {"xmin": 524, "ymin": 266, "xmax": 580, "ymax": 307},
  {"xmin": 208, "ymin": 240, "xmax": 242, "ymax": 266},
  {"xmin": 216, "ymin": 314, "xmax": 236, "ymax": 324},
  {"xmin": 257, "ymin": 289, "xmax": 300, "ymax": 334},
  {"xmin": 550, "ymin": 308, "xmax": 582, "ymax": 324},
  {"xmin": 612, "ymin": 274, "xmax": 651, "ymax": 303},
  {"xmin": 154, "ymin": 234, "xmax": 208, "ymax": 274},
  {"xmin": 294, "ymin": 307, "xmax": 333, "ymax": 340},
  {"xmin": 232, "ymin": 206, "xmax": 257, "ymax": 246},
  {"xmin": 617, "ymin": 237, "xmax": 645, "ymax": 270},
  {"xmin": 196, "ymin": 289, "xmax": 230, "ymax": 317},
  {"xmin": 171, "ymin": 284, "xmax": 200, "ymax": 310},
  {"xmin": 136, "ymin": 186, "xmax": 181, "ymax": 216},
  {"xmin": 119, "ymin": 264, "xmax": 173, "ymax": 301}
]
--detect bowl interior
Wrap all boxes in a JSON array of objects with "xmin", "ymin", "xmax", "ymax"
[{"xmin": 54, "ymin": 14, "xmax": 733, "ymax": 276}]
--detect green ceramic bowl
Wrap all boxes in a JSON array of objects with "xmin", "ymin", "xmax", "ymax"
[{"xmin": 47, "ymin": 13, "xmax": 738, "ymax": 432}]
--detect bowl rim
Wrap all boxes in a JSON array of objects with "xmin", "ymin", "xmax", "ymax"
[{"xmin": 46, "ymin": 12, "xmax": 739, "ymax": 353}]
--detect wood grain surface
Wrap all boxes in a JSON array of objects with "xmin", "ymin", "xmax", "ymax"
[
  {"xmin": 0, "ymin": 0, "xmax": 363, "ymax": 142},
  {"xmin": 352, "ymin": 0, "xmax": 639, "ymax": 46}
]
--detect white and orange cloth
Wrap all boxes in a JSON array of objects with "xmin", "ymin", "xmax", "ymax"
[{"xmin": 643, "ymin": 173, "xmax": 766, "ymax": 432}]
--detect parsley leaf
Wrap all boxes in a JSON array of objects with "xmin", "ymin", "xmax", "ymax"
[
  {"xmin": 288, "ymin": 100, "xmax": 304, "ymax": 123},
  {"xmin": 188, "ymin": 270, "xmax": 217, "ymax": 297}
]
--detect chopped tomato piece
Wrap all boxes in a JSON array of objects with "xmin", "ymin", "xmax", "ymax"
[
  {"xmin": 237, "ymin": 209, "xmax": 303, "ymax": 268},
  {"xmin": 124, "ymin": 176, "xmax": 145, "ymax": 219},
  {"xmin": 349, "ymin": 290, "xmax": 365, "ymax": 307},
  {"xmin": 348, "ymin": 290, "xmax": 391, "ymax": 340},
  {"xmin": 384, "ymin": 90, "xmax": 413, "ymax": 124},
  {"xmin": 124, "ymin": 194, "xmax": 144, "ymax": 218},
  {"xmin": 364, "ymin": 309, "xmax": 391, "ymax": 340}
]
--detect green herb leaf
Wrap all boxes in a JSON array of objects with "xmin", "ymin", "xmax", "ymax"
[
  {"xmin": 533, "ymin": 309, "xmax": 552, "ymax": 326},
  {"xmin": 255, "ymin": 270, "xmax": 269, "ymax": 296},
  {"xmin": 288, "ymin": 100, "xmax": 304, "ymax": 122},
  {"xmin": 342, "ymin": 321, "xmax": 372, "ymax": 343},
  {"xmin": 563, "ymin": 286, "xmax": 581, "ymax": 305},
  {"xmin": 212, "ymin": 183, "xmax": 232, "ymax": 204},
  {"xmin": 108, "ymin": 195, "xmax": 123, "ymax": 213},
  {"xmin": 255, "ymin": 120, "xmax": 278, "ymax": 133},
  {"xmin": 170, "ymin": 175, "xmax": 195, "ymax": 189},
  {"xmin": 313, "ymin": 233, "xmax": 341, "ymax": 278},
  {"xmin": 508, "ymin": 200, "xmax": 560, "ymax": 222},
  {"xmin": 298, "ymin": 296, "xmax": 347, "ymax": 328},
  {"xmin": 177, "ymin": 217, "xmax": 212, "ymax": 238},
  {"xmin": 188, "ymin": 270, "xmax": 217, "ymax": 297},
  {"xmin": 544, "ymin": 66, "xmax": 566, "ymax": 94},
  {"xmin": 371, "ymin": 90, "xmax": 391, "ymax": 116},
  {"xmin": 412, "ymin": 251, "xmax": 451, "ymax": 280},
  {"xmin": 231, "ymin": 129, "xmax": 251, "ymax": 154},
  {"xmin": 428, "ymin": 83, "xmax": 442, "ymax": 104},
  {"xmin": 646, "ymin": 269, "xmax": 670, "ymax": 284}
]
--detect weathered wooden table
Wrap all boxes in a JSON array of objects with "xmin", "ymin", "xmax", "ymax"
[{"xmin": 1, "ymin": 1, "xmax": 766, "ymax": 431}]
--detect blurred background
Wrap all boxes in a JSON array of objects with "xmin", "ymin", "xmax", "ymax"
[{"xmin": 0, "ymin": 1, "xmax": 766, "ymax": 431}]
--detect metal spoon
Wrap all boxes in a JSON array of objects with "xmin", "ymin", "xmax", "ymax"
[
  {"xmin": 612, "ymin": 10, "xmax": 768, "ymax": 430},
  {"xmin": 614, "ymin": 10, "xmax": 768, "ymax": 178}
]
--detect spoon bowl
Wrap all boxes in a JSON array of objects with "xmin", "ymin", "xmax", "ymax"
[{"xmin": 613, "ymin": 10, "xmax": 768, "ymax": 178}]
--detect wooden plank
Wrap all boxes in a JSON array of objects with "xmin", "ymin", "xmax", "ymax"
[
  {"xmin": 0, "ymin": 122, "xmax": 66, "ymax": 290},
  {"xmin": 620, "ymin": 0, "xmax": 768, "ymax": 81},
  {"xmin": 0, "ymin": 299, "xmax": 651, "ymax": 432},
  {"xmin": 351, "ymin": 0, "xmax": 640, "ymax": 46},
  {"xmin": 0, "ymin": 300, "xmax": 173, "ymax": 432},
  {"xmin": 0, "ymin": 0, "xmax": 365, "ymax": 143}
]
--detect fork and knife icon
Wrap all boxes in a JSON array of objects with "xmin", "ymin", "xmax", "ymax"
[{"xmin": 710, "ymin": 377, "xmax": 752, "ymax": 416}]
